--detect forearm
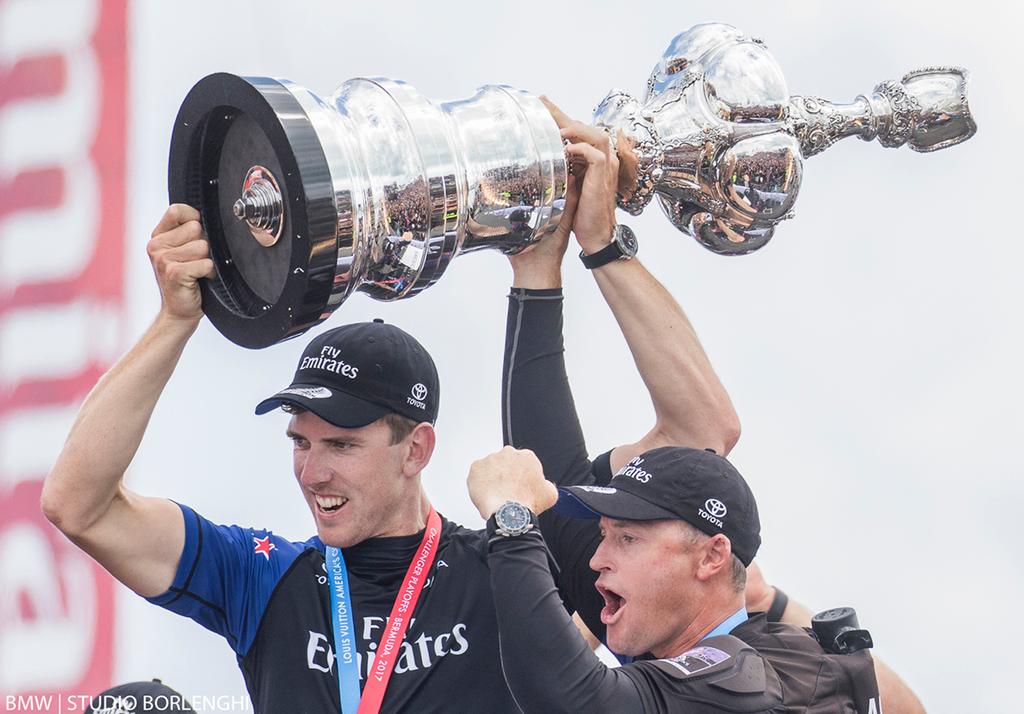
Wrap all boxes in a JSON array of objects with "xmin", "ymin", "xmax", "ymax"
[
  {"xmin": 502, "ymin": 280, "xmax": 608, "ymax": 631},
  {"xmin": 502, "ymin": 288, "xmax": 589, "ymax": 485},
  {"xmin": 874, "ymin": 659, "xmax": 926, "ymax": 714},
  {"xmin": 488, "ymin": 532, "xmax": 643, "ymax": 714},
  {"xmin": 511, "ymin": 253, "xmax": 562, "ymax": 290},
  {"xmin": 42, "ymin": 312, "xmax": 198, "ymax": 534},
  {"xmin": 591, "ymin": 258, "xmax": 740, "ymax": 457}
]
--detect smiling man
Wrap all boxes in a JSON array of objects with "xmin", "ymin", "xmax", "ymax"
[
  {"xmin": 261, "ymin": 321, "xmax": 441, "ymax": 551},
  {"xmin": 40, "ymin": 204, "xmax": 535, "ymax": 713}
]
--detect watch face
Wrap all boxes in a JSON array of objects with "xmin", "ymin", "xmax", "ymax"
[
  {"xmin": 496, "ymin": 501, "xmax": 531, "ymax": 532},
  {"xmin": 615, "ymin": 225, "xmax": 638, "ymax": 257}
]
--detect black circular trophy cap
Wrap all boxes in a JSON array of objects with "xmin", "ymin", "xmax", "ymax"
[{"xmin": 168, "ymin": 73, "xmax": 338, "ymax": 349}]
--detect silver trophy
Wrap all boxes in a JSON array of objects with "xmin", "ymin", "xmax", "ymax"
[
  {"xmin": 169, "ymin": 22, "xmax": 975, "ymax": 348},
  {"xmin": 594, "ymin": 22, "xmax": 976, "ymax": 255}
]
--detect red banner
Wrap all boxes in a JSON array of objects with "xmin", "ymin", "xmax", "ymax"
[{"xmin": 0, "ymin": 0, "xmax": 127, "ymax": 702}]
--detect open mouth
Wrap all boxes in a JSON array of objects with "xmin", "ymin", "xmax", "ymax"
[
  {"xmin": 314, "ymin": 494, "xmax": 349, "ymax": 516},
  {"xmin": 596, "ymin": 582, "xmax": 627, "ymax": 625}
]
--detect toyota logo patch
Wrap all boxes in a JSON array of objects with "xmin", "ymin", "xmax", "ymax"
[{"xmin": 704, "ymin": 498, "xmax": 727, "ymax": 518}]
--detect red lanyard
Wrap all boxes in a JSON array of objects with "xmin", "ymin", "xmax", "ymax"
[{"xmin": 357, "ymin": 506, "xmax": 442, "ymax": 714}]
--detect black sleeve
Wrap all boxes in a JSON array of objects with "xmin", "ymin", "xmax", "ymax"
[
  {"xmin": 502, "ymin": 288, "xmax": 590, "ymax": 485},
  {"xmin": 591, "ymin": 450, "xmax": 615, "ymax": 486},
  {"xmin": 501, "ymin": 288, "xmax": 606, "ymax": 636},
  {"xmin": 487, "ymin": 531, "xmax": 644, "ymax": 714}
]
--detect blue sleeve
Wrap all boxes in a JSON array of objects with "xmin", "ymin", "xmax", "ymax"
[{"xmin": 145, "ymin": 503, "xmax": 307, "ymax": 656}]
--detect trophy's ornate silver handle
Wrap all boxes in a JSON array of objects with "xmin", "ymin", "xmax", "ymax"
[
  {"xmin": 594, "ymin": 23, "xmax": 977, "ymax": 256},
  {"xmin": 592, "ymin": 91, "xmax": 664, "ymax": 216},
  {"xmin": 789, "ymin": 67, "xmax": 976, "ymax": 157}
]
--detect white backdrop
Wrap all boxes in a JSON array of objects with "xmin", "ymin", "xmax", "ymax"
[{"xmin": 16, "ymin": 0, "xmax": 1024, "ymax": 711}]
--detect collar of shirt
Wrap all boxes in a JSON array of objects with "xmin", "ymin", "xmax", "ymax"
[
  {"xmin": 612, "ymin": 606, "xmax": 750, "ymax": 665},
  {"xmin": 701, "ymin": 606, "xmax": 749, "ymax": 641}
]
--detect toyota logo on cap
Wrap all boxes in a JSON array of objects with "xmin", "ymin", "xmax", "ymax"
[
  {"xmin": 411, "ymin": 383, "xmax": 428, "ymax": 400},
  {"xmin": 705, "ymin": 498, "xmax": 727, "ymax": 518}
]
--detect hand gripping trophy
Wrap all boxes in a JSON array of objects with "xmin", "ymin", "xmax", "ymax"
[{"xmin": 168, "ymin": 22, "xmax": 976, "ymax": 348}]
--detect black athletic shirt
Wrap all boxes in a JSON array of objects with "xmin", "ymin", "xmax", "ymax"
[
  {"xmin": 488, "ymin": 531, "xmax": 881, "ymax": 713},
  {"xmin": 141, "ymin": 288, "xmax": 607, "ymax": 713},
  {"xmin": 147, "ymin": 506, "xmax": 521, "ymax": 713}
]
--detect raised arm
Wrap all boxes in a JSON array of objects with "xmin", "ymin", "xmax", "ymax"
[
  {"xmin": 544, "ymin": 99, "xmax": 740, "ymax": 469},
  {"xmin": 503, "ymin": 246, "xmax": 590, "ymax": 486},
  {"xmin": 468, "ymin": 448, "xmax": 644, "ymax": 714},
  {"xmin": 502, "ymin": 196, "xmax": 609, "ymax": 632},
  {"xmin": 41, "ymin": 204, "xmax": 214, "ymax": 598},
  {"xmin": 501, "ymin": 102, "xmax": 739, "ymax": 634},
  {"xmin": 588, "ymin": 261, "xmax": 740, "ymax": 468}
]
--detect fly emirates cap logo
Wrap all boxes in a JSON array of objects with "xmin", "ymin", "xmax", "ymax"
[
  {"xmin": 300, "ymin": 346, "xmax": 359, "ymax": 379},
  {"xmin": 617, "ymin": 456, "xmax": 652, "ymax": 484}
]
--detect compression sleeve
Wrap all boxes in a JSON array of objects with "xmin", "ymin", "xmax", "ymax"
[
  {"xmin": 502, "ymin": 288, "xmax": 606, "ymax": 635},
  {"xmin": 502, "ymin": 288, "xmax": 590, "ymax": 484},
  {"xmin": 487, "ymin": 531, "xmax": 644, "ymax": 714},
  {"xmin": 145, "ymin": 503, "xmax": 305, "ymax": 656},
  {"xmin": 591, "ymin": 450, "xmax": 614, "ymax": 486}
]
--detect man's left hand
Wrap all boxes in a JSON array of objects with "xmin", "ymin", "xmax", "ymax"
[
  {"xmin": 540, "ymin": 97, "xmax": 620, "ymax": 256},
  {"xmin": 467, "ymin": 447, "xmax": 558, "ymax": 520}
]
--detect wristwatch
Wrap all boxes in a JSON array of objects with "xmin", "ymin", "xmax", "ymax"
[
  {"xmin": 487, "ymin": 501, "xmax": 536, "ymax": 540},
  {"xmin": 579, "ymin": 224, "xmax": 638, "ymax": 269}
]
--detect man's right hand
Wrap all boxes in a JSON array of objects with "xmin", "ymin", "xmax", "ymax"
[
  {"xmin": 507, "ymin": 96, "xmax": 622, "ymax": 288},
  {"xmin": 540, "ymin": 97, "xmax": 621, "ymax": 253},
  {"xmin": 467, "ymin": 446, "xmax": 558, "ymax": 521},
  {"xmin": 506, "ymin": 98, "xmax": 576, "ymax": 288},
  {"xmin": 147, "ymin": 204, "xmax": 215, "ymax": 322},
  {"xmin": 41, "ymin": 204, "xmax": 215, "ymax": 598}
]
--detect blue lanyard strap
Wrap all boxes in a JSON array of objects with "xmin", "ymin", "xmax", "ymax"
[{"xmin": 326, "ymin": 546, "xmax": 361, "ymax": 714}]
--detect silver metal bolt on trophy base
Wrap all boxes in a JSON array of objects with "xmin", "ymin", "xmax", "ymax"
[{"xmin": 168, "ymin": 22, "xmax": 976, "ymax": 349}]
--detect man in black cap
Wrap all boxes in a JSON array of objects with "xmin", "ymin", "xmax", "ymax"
[
  {"xmin": 42, "ymin": 201, "xmax": 629, "ymax": 713},
  {"xmin": 499, "ymin": 100, "xmax": 924, "ymax": 712},
  {"xmin": 467, "ymin": 445, "xmax": 884, "ymax": 713}
]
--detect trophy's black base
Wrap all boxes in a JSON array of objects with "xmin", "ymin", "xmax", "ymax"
[{"xmin": 168, "ymin": 73, "xmax": 337, "ymax": 349}]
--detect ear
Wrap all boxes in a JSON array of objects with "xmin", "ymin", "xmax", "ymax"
[
  {"xmin": 694, "ymin": 534, "xmax": 733, "ymax": 583},
  {"xmin": 402, "ymin": 422, "xmax": 436, "ymax": 477}
]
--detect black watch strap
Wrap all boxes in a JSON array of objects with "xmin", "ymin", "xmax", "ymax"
[
  {"xmin": 580, "ymin": 241, "xmax": 625, "ymax": 269},
  {"xmin": 766, "ymin": 588, "xmax": 789, "ymax": 622},
  {"xmin": 485, "ymin": 511, "xmax": 561, "ymax": 578},
  {"xmin": 580, "ymin": 224, "xmax": 637, "ymax": 270},
  {"xmin": 486, "ymin": 509, "xmax": 538, "ymax": 544}
]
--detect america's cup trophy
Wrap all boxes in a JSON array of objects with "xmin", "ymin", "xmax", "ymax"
[{"xmin": 169, "ymin": 22, "xmax": 976, "ymax": 348}]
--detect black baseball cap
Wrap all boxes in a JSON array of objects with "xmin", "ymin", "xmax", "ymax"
[
  {"xmin": 556, "ymin": 446, "xmax": 761, "ymax": 565},
  {"xmin": 84, "ymin": 679, "xmax": 194, "ymax": 713},
  {"xmin": 255, "ymin": 319, "xmax": 440, "ymax": 428}
]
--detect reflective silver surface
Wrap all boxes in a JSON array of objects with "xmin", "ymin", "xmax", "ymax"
[
  {"xmin": 176, "ymin": 24, "xmax": 976, "ymax": 345},
  {"xmin": 597, "ymin": 23, "xmax": 977, "ymax": 255},
  {"xmin": 233, "ymin": 166, "xmax": 283, "ymax": 247},
  {"xmin": 241, "ymin": 77, "xmax": 566, "ymax": 310}
]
